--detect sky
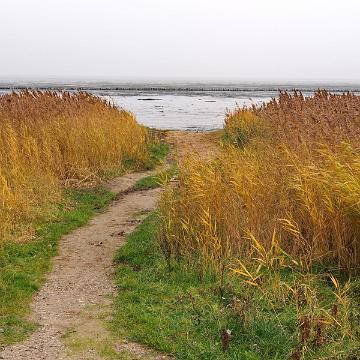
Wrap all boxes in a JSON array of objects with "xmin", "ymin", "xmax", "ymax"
[{"xmin": 0, "ymin": 0, "xmax": 359, "ymax": 82}]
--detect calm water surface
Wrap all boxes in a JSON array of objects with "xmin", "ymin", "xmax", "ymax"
[
  {"xmin": 94, "ymin": 90, "xmax": 272, "ymax": 130},
  {"xmin": 1, "ymin": 82, "xmax": 360, "ymax": 130}
]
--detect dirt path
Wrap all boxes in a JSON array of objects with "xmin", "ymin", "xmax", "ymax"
[
  {"xmin": 1, "ymin": 171, "xmax": 167, "ymax": 360},
  {"xmin": 166, "ymin": 130, "xmax": 221, "ymax": 161}
]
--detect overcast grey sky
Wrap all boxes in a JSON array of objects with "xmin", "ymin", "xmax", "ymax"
[{"xmin": 0, "ymin": 0, "xmax": 359, "ymax": 82}]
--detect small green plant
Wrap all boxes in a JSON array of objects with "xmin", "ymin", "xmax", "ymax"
[{"xmin": 133, "ymin": 166, "xmax": 177, "ymax": 191}]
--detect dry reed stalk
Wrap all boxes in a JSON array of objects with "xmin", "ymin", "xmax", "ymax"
[
  {"xmin": 0, "ymin": 90, "xmax": 150, "ymax": 240},
  {"xmin": 160, "ymin": 91, "xmax": 360, "ymax": 273}
]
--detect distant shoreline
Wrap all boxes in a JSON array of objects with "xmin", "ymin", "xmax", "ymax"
[{"xmin": 1, "ymin": 85, "xmax": 360, "ymax": 94}]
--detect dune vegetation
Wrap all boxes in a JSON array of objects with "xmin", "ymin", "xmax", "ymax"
[
  {"xmin": 0, "ymin": 90, "xmax": 152, "ymax": 241},
  {"xmin": 112, "ymin": 91, "xmax": 360, "ymax": 359}
]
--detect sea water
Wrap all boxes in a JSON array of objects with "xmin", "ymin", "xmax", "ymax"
[{"xmin": 1, "ymin": 81, "xmax": 359, "ymax": 130}]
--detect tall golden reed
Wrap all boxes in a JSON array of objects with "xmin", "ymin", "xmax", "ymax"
[
  {"xmin": 0, "ymin": 90, "xmax": 150, "ymax": 239},
  {"xmin": 160, "ymin": 91, "xmax": 360, "ymax": 273}
]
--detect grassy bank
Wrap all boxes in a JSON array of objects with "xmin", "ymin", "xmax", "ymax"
[
  {"xmin": 112, "ymin": 214, "xmax": 360, "ymax": 359},
  {"xmin": 0, "ymin": 187, "xmax": 115, "ymax": 345}
]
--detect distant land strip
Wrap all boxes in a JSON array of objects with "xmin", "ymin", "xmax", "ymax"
[{"xmin": 1, "ymin": 86, "xmax": 360, "ymax": 93}]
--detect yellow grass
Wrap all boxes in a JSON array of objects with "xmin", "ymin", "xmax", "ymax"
[
  {"xmin": 160, "ymin": 91, "xmax": 360, "ymax": 273},
  {"xmin": 0, "ymin": 90, "xmax": 150, "ymax": 240}
]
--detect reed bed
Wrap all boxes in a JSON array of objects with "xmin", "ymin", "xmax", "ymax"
[
  {"xmin": 160, "ymin": 91, "xmax": 360, "ymax": 273},
  {"xmin": 0, "ymin": 90, "xmax": 150, "ymax": 240},
  {"xmin": 158, "ymin": 91, "xmax": 360, "ymax": 356}
]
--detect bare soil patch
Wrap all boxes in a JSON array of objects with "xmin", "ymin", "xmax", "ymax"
[{"xmin": 165, "ymin": 130, "xmax": 221, "ymax": 162}]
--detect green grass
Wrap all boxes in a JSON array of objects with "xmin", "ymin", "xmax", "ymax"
[
  {"xmin": 0, "ymin": 188, "xmax": 115, "ymax": 346},
  {"xmin": 136, "ymin": 141, "xmax": 170, "ymax": 171},
  {"xmin": 111, "ymin": 214, "xmax": 360, "ymax": 360},
  {"xmin": 133, "ymin": 175, "xmax": 161, "ymax": 190},
  {"xmin": 133, "ymin": 166, "xmax": 177, "ymax": 191},
  {"xmin": 120, "ymin": 137, "xmax": 170, "ymax": 172},
  {"xmin": 149, "ymin": 141, "xmax": 170, "ymax": 165}
]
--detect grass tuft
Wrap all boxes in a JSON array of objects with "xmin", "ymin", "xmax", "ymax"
[{"xmin": 133, "ymin": 166, "xmax": 177, "ymax": 191}]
